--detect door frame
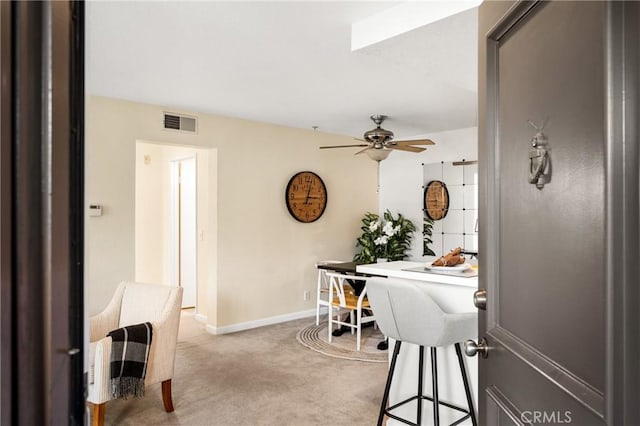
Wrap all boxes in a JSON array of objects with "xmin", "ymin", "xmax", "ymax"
[
  {"xmin": 0, "ymin": 2, "xmax": 12, "ymax": 422},
  {"xmin": 603, "ymin": 2, "xmax": 639, "ymax": 423},
  {"xmin": 478, "ymin": 1, "xmax": 639, "ymax": 424},
  {"xmin": 0, "ymin": 1, "xmax": 85, "ymax": 423}
]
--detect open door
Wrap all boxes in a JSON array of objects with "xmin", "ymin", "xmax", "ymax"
[
  {"xmin": 170, "ymin": 156, "xmax": 197, "ymax": 308},
  {"xmin": 474, "ymin": 2, "xmax": 639, "ymax": 425}
]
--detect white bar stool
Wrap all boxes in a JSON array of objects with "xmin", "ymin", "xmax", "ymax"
[{"xmin": 367, "ymin": 277, "xmax": 478, "ymax": 426}]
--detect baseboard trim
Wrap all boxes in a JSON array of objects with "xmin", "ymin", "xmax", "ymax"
[
  {"xmin": 205, "ymin": 308, "xmax": 320, "ymax": 335},
  {"xmin": 193, "ymin": 313, "xmax": 208, "ymax": 323}
]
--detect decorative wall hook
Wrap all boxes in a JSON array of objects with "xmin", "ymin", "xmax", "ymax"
[{"xmin": 527, "ymin": 120, "xmax": 551, "ymax": 189}]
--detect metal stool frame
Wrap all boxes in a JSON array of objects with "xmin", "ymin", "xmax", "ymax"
[{"xmin": 377, "ymin": 340, "xmax": 477, "ymax": 426}]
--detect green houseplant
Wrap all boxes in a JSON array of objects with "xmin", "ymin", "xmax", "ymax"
[
  {"xmin": 354, "ymin": 210, "xmax": 416, "ymax": 263},
  {"xmin": 423, "ymin": 214, "xmax": 436, "ymax": 256}
]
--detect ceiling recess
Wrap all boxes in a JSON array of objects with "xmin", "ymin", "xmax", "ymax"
[{"xmin": 163, "ymin": 112, "xmax": 197, "ymax": 133}]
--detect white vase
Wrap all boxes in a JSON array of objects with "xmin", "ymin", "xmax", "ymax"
[{"xmin": 376, "ymin": 258, "xmax": 389, "ymax": 263}]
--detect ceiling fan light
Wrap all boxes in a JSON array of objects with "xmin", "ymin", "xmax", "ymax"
[{"xmin": 366, "ymin": 148, "xmax": 392, "ymax": 162}]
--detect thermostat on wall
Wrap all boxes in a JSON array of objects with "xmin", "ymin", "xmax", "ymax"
[{"xmin": 89, "ymin": 204, "xmax": 103, "ymax": 217}]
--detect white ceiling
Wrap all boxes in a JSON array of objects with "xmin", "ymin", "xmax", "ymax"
[{"xmin": 86, "ymin": 1, "xmax": 478, "ymax": 140}]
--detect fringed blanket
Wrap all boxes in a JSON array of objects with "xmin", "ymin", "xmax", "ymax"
[{"xmin": 107, "ymin": 322, "xmax": 153, "ymax": 399}]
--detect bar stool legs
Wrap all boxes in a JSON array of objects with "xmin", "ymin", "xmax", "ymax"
[
  {"xmin": 431, "ymin": 347, "xmax": 440, "ymax": 425},
  {"xmin": 417, "ymin": 346, "xmax": 424, "ymax": 425},
  {"xmin": 455, "ymin": 343, "xmax": 478, "ymax": 426},
  {"xmin": 378, "ymin": 340, "xmax": 402, "ymax": 426},
  {"xmin": 377, "ymin": 341, "xmax": 477, "ymax": 426}
]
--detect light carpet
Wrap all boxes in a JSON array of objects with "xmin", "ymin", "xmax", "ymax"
[
  {"xmin": 297, "ymin": 323, "xmax": 387, "ymax": 363},
  {"xmin": 100, "ymin": 311, "xmax": 388, "ymax": 425}
]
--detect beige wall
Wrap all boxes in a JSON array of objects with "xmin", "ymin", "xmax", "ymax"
[
  {"xmin": 86, "ymin": 95, "xmax": 377, "ymax": 329},
  {"xmin": 134, "ymin": 142, "xmax": 169, "ymax": 285}
]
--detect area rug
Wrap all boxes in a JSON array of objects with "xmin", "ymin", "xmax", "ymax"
[{"xmin": 296, "ymin": 322, "xmax": 388, "ymax": 363}]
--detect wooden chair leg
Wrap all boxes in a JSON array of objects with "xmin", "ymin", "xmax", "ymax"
[
  {"xmin": 92, "ymin": 403, "xmax": 105, "ymax": 426},
  {"xmin": 162, "ymin": 379, "xmax": 175, "ymax": 412}
]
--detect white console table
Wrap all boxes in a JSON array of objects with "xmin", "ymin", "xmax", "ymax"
[{"xmin": 356, "ymin": 261, "xmax": 478, "ymax": 426}]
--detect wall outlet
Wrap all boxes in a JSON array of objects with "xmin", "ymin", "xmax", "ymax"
[{"xmin": 303, "ymin": 290, "xmax": 310, "ymax": 301}]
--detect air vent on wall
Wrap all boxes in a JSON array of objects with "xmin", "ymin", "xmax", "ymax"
[{"xmin": 163, "ymin": 112, "xmax": 197, "ymax": 133}]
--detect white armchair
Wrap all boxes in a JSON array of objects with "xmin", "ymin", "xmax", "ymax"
[{"xmin": 88, "ymin": 282, "xmax": 183, "ymax": 426}]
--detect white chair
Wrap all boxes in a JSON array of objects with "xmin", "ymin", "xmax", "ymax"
[
  {"xmin": 315, "ymin": 260, "xmax": 345, "ymax": 325},
  {"xmin": 326, "ymin": 272, "xmax": 376, "ymax": 351},
  {"xmin": 88, "ymin": 282, "xmax": 183, "ymax": 426},
  {"xmin": 366, "ymin": 277, "xmax": 477, "ymax": 426}
]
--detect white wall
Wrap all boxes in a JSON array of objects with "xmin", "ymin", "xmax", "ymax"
[
  {"xmin": 86, "ymin": 95, "xmax": 378, "ymax": 329},
  {"xmin": 379, "ymin": 127, "xmax": 478, "ymax": 260},
  {"xmin": 423, "ymin": 160, "xmax": 478, "ymax": 258}
]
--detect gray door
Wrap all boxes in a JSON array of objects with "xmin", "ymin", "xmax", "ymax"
[{"xmin": 476, "ymin": 1, "xmax": 639, "ymax": 425}]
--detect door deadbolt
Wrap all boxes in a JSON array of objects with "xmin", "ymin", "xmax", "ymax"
[
  {"xmin": 473, "ymin": 289, "xmax": 487, "ymax": 310},
  {"xmin": 464, "ymin": 338, "xmax": 489, "ymax": 358}
]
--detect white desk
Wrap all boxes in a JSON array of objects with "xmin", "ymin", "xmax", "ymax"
[{"xmin": 356, "ymin": 261, "xmax": 478, "ymax": 425}]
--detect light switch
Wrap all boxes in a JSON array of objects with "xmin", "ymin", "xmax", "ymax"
[{"xmin": 89, "ymin": 204, "xmax": 103, "ymax": 217}]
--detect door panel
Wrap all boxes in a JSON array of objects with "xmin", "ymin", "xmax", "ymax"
[
  {"xmin": 497, "ymin": 0, "xmax": 605, "ymax": 392},
  {"xmin": 478, "ymin": 1, "xmax": 609, "ymax": 425},
  {"xmin": 486, "ymin": 343, "xmax": 603, "ymax": 424},
  {"xmin": 480, "ymin": 1, "xmax": 640, "ymax": 425}
]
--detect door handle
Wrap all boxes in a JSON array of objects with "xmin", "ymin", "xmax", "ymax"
[
  {"xmin": 57, "ymin": 347, "xmax": 80, "ymax": 356},
  {"xmin": 473, "ymin": 289, "xmax": 487, "ymax": 310},
  {"xmin": 464, "ymin": 338, "xmax": 489, "ymax": 358}
]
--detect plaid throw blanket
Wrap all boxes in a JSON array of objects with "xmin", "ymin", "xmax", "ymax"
[{"xmin": 107, "ymin": 322, "xmax": 153, "ymax": 399}]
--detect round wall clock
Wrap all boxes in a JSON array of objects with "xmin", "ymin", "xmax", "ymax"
[
  {"xmin": 424, "ymin": 180, "xmax": 449, "ymax": 220},
  {"xmin": 285, "ymin": 171, "xmax": 328, "ymax": 223}
]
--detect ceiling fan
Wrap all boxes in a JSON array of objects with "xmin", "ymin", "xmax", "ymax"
[{"xmin": 320, "ymin": 115, "xmax": 435, "ymax": 161}]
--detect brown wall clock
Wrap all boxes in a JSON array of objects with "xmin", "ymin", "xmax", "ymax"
[
  {"xmin": 424, "ymin": 180, "xmax": 449, "ymax": 220},
  {"xmin": 285, "ymin": 171, "xmax": 327, "ymax": 223}
]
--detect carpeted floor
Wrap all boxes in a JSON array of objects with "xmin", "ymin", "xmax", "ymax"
[{"xmin": 101, "ymin": 311, "xmax": 388, "ymax": 425}]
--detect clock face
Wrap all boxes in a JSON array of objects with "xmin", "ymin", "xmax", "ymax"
[
  {"xmin": 424, "ymin": 180, "xmax": 449, "ymax": 220},
  {"xmin": 285, "ymin": 171, "xmax": 327, "ymax": 223}
]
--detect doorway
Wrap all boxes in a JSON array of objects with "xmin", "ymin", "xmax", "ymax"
[
  {"xmin": 170, "ymin": 156, "xmax": 197, "ymax": 308},
  {"xmin": 135, "ymin": 142, "xmax": 210, "ymax": 313}
]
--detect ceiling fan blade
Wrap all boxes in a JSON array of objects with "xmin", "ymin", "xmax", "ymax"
[
  {"xmin": 319, "ymin": 144, "xmax": 369, "ymax": 149},
  {"xmin": 354, "ymin": 147, "xmax": 371, "ymax": 155},
  {"xmin": 393, "ymin": 139, "xmax": 435, "ymax": 146},
  {"xmin": 354, "ymin": 137, "xmax": 366, "ymax": 142},
  {"xmin": 389, "ymin": 145, "xmax": 426, "ymax": 153}
]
